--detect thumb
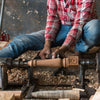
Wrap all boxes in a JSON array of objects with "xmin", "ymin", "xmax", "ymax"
[
  {"xmin": 45, "ymin": 49, "xmax": 51, "ymax": 59},
  {"xmin": 52, "ymin": 52, "xmax": 56, "ymax": 59},
  {"xmin": 52, "ymin": 49, "xmax": 58, "ymax": 59},
  {"xmin": 46, "ymin": 49, "xmax": 51, "ymax": 55}
]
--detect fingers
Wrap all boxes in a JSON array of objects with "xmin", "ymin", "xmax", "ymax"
[
  {"xmin": 52, "ymin": 46, "xmax": 67, "ymax": 58},
  {"xmin": 39, "ymin": 51, "xmax": 45, "ymax": 59},
  {"xmin": 39, "ymin": 49, "xmax": 51, "ymax": 59},
  {"xmin": 52, "ymin": 53, "xmax": 56, "ymax": 59},
  {"xmin": 45, "ymin": 50, "xmax": 51, "ymax": 59},
  {"xmin": 46, "ymin": 50, "xmax": 51, "ymax": 55},
  {"xmin": 39, "ymin": 45, "xmax": 68, "ymax": 59},
  {"xmin": 52, "ymin": 49, "xmax": 59, "ymax": 59},
  {"xmin": 40, "ymin": 54, "xmax": 46, "ymax": 59},
  {"xmin": 39, "ymin": 51, "xmax": 46, "ymax": 59}
]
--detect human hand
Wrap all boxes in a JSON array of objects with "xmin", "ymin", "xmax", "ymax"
[
  {"xmin": 52, "ymin": 45, "xmax": 68, "ymax": 59},
  {"xmin": 39, "ymin": 47, "xmax": 51, "ymax": 59},
  {"xmin": 39, "ymin": 40, "xmax": 51, "ymax": 59}
]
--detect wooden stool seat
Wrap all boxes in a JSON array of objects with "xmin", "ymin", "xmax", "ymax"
[
  {"xmin": 69, "ymin": 46, "xmax": 100, "ymax": 54},
  {"xmin": 0, "ymin": 41, "xmax": 9, "ymax": 50},
  {"xmin": 0, "ymin": 40, "xmax": 12, "ymax": 50}
]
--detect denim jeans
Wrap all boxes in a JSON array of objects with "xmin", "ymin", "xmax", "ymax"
[{"xmin": 0, "ymin": 19, "xmax": 100, "ymax": 59}]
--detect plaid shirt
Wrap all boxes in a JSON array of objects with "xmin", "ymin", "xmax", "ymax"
[{"xmin": 45, "ymin": 0, "xmax": 97, "ymax": 47}]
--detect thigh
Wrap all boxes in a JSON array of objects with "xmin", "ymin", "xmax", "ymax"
[
  {"xmin": 53, "ymin": 25, "xmax": 72, "ymax": 47},
  {"xmin": 13, "ymin": 30, "xmax": 45, "ymax": 51},
  {"xmin": 75, "ymin": 19, "xmax": 100, "ymax": 53},
  {"xmin": 83, "ymin": 19, "xmax": 100, "ymax": 46},
  {"xmin": 2, "ymin": 30, "xmax": 45, "ymax": 58}
]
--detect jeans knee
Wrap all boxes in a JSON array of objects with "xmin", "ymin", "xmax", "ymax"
[
  {"xmin": 84, "ymin": 19, "xmax": 100, "ymax": 39},
  {"xmin": 13, "ymin": 35, "xmax": 31, "ymax": 44},
  {"xmin": 14, "ymin": 34, "xmax": 26, "ymax": 40},
  {"xmin": 84, "ymin": 19, "xmax": 100, "ymax": 33}
]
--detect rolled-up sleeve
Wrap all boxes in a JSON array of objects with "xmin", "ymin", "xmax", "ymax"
[
  {"xmin": 45, "ymin": 0, "xmax": 60, "ymax": 42},
  {"xmin": 63, "ymin": 0, "xmax": 94, "ymax": 47}
]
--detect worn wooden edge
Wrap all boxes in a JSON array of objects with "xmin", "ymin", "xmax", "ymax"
[
  {"xmin": 0, "ymin": 93, "xmax": 15, "ymax": 100},
  {"xmin": 72, "ymin": 88, "xmax": 85, "ymax": 92},
  {"xmin": 0, "ymin": 91, "xmax": 22, "ymax": 100},
  {"xmin": 58, "ymin": 98, "xmax": 70, "ymax": 100},
  {"xmin": 0, "ymin": 41, "xmax": 9, "ymax": 50},
  {"xmin": 0, "ymin": 39, "xmax": 12, "ymax": 50},
  {"xmin": 31, "ymin": 89, "xmax": 80, "ymax": 99},
  {"xmin": 69, "ymin": 46, "xmax": 100, "ymax": 54},
  {"xmin": 89, "ymin": 86, "xmax": 100, "ymax": 100}
]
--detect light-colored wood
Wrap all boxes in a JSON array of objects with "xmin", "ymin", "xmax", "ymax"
[
  {"xmin": 58, "ymin": 98, "xmax": 70, "ymax": 100},
  {"xmin": 28, "ymin": 56, "xmax": 79, "ymax": 69},
  {"xmin": 0, "ymin": 91, "xmax": 22, "ymax": 100},
  {"xmin": 28, "ymin": 58, "xmax": 62, "ymax": 68},
  {"xmin": 31, "ymin": 89, "xmax": 80, "ymax": 100},
  {"xmin": 36, "ymin": 58, "xmax": 62, "ymax": 68},
  {"xmin": 63, "ymin": 56, "xmax": 79, "ymax": 68},
  {"xmin": 0, "ymin": 39, "xmax": 12, "ymax": 50},
  {"xmin": 0, "ymin": 93, "xmax": 15, "ymax": 100},
  {"xmin": 69, "ymin": 46, "xmax": 100, "ymax": 54},
  {"xmin": 73, "ymin": 88, "xmax": 84, "ymax": 92},
  {"xmin": 89, "ymin": 86, "xmax": 100, "ymax": 100},
  {"xmin": 0, "ymin": 41, "xmax": 9, "ymax": 49}
]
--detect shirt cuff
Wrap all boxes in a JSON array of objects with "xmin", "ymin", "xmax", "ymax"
[{"xmin": 45, "ymin": 33, "xmax": 55, "ymax": 42}]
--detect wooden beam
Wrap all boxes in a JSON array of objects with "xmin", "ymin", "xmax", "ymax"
[
  {"xmin": 58, "ymin": 98, "xmax": 70, "ymax": 100},
  {"xmin": 0, "ymin": 91, "xmax": 22, "ymax": 100},
  {"xmin": 0, "ymin": 93, "xmax": 15, "ymax": 100},
  {"xmin": 89, "ymin": 86, "xmax": 100, "ymax": 100},
  {"xmin": 0, "ymin": 41, "xmax": 9, "ymax": 49},
  {"xmin": 31, "ymin": 89, "xmax": 80, "ymax": 99}
]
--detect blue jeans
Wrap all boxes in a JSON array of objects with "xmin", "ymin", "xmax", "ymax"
[{"xmin": 0, "ymin": 19, "xmax": 100, "ymax": 59}]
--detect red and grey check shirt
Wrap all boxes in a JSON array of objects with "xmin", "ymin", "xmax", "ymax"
[{"xmin": 45, "ymin": 0, "xmax": 97, "ymax": 47}]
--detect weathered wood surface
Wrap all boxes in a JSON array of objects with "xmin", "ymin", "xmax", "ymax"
[
  {"xmin": 31, "ymin": 89, "xmax": 80, "ymax": 100},
  {"xmin": 58, "ymin": 98, "xmax": 70, "ymax": 100},
  {"xmin": 70, "ymin": 46, "xmax": 100, "ymax": 54},
  {"xmin": 0, "ymin": 0, "xmax": 47, "ymax": 39},
  {"xmin": 0, "ymin": 93, "xmax": 15, "ymax": 100},
  {"xmin": 63, "ymin": 56, "xmax": 79, "ymax": 68},
  {"xmin": 0, "ymin": 0, "xmax": 99, "ymax": 39},
  {"xmin": 0, "ymin": 91, "xmax": 22, "ymax": 100},
  {"xmin": 0, "ymin": 41, "xmax": 9, "ymax": 49},
  {"xmin": 89, "ymin": 86, "xmax": 100, "ymax": 100}
]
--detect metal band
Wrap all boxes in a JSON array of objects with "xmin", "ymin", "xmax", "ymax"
[
  {"xmin": 31, "ymin": 59, "xmax": 33, "ymax": 67},
  {"xmin": 64, "ymin": 58, "xmax": 66, "ymax": 68},
  {"xmin": 35, "ymin": 60, "xmax": 37, "ymax": 67},
  {"xmin": 33, "ymin": 60, "xmax": 37, "ymax": 67}
]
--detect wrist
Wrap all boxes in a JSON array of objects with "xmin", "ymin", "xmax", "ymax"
[
  {"xmin": 44, "ymin": 40, "xmax": 52, "ymax": 48},
  {"xmin": 59, "ymin": 45, "xmax": 68, "ymax": 52}
]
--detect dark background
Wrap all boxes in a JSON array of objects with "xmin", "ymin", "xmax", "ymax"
[{"xmin": 0, "ymin": 0, "xmax": 100, "ymax": 39}]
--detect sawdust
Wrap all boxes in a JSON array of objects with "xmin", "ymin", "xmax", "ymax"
[{"xmin": 7, "ymin": 47, "xmax": 99, "ymax": 92}]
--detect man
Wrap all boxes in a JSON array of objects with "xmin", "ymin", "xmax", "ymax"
[{"xmin": 0, "ymin": 0, "xmax": 99, "ymax": 59}]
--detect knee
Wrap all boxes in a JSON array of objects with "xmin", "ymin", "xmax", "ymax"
[
  {"xmin": 13, "ymin": 34, "xmax": 29, "ymax": 42},
  {"xmin": 84, "ymin": 19, "xmax": 100, "ymax": 34},
  {"xmin": 84, "ymin": 19, "xmax": 100, "ymax": 31},
  {"xmin": 9, "ymin": 35, "xmax": 29, "ymax": 48},
  {"xmin": 84, "ymin": 19, "xmax": 100, "ymax": 27}
]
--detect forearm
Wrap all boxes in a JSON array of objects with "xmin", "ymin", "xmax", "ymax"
[
  {"xmin": 44, "ymin": 40, "xmax": 52, "ymax": 48},
  {"xmin": 45, "ymin": 0, "xmax": 60, "ymax": 42},
  {"xmin": 63, "ymin": 0, "xmax": 93, "ymax": 47},
  {"xmin": 45, "ymin": 16, "xmax": 60, "ymax": 42}
]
